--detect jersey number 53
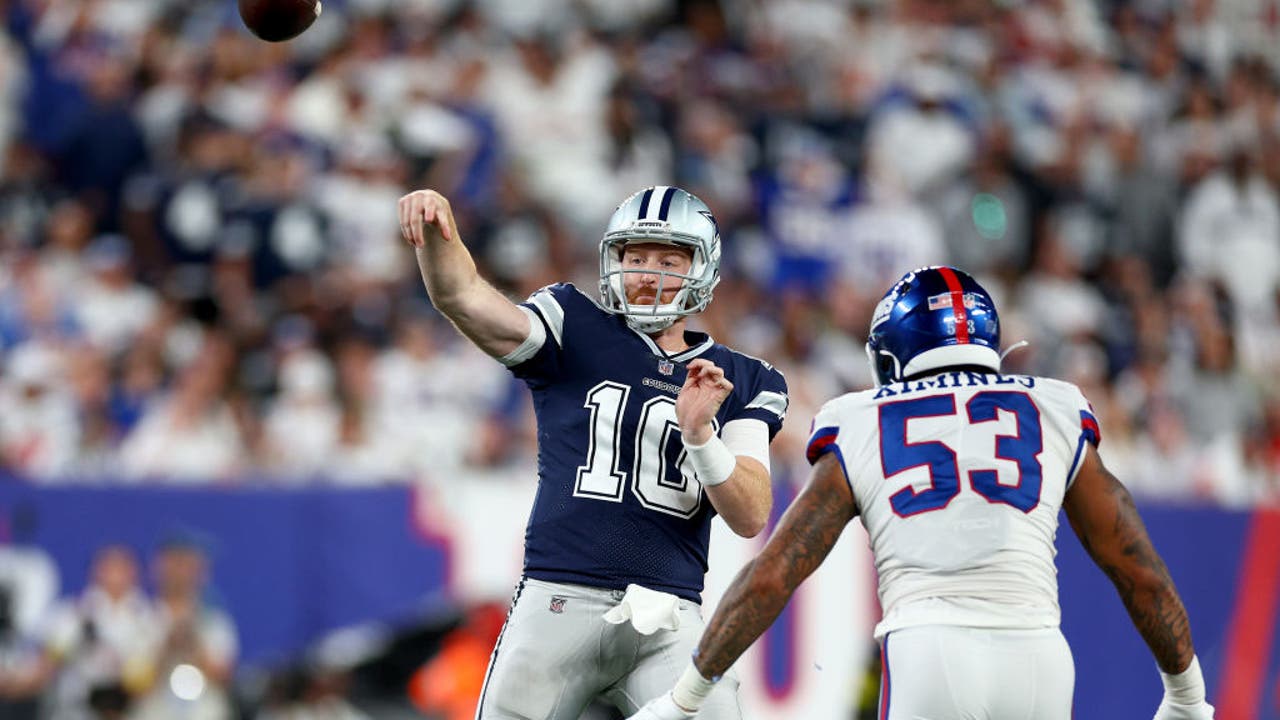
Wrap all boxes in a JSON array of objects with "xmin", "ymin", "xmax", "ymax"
[{"xmin": 880, "ymin": 391, "xmax": 1044, "ymax": 517}]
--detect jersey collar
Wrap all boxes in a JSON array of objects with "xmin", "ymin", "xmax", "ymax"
[{"xmin": 631, "ymin": 326, "xmax": 715, "ymax": 361}]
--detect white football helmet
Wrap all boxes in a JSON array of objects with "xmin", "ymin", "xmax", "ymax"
[{"xmin": 599, "ymin": 186, "xmax": 721, "ymax": 334}]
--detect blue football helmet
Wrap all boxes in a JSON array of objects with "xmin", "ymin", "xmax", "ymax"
[{"xmin": 866, "ymin": 266, "xmax": 1001, "ymax": 386}]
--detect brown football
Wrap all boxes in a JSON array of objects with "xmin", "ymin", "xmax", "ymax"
[{"xmin": 238, "ymin": 0, "xmax": 322, "ymax": 42}]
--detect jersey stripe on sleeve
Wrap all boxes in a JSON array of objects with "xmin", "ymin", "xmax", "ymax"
[
  {"xmin": 1080, "ymin": 409, "xmax": 1101, "ymax": 447},
  {"xmin": 1066, "ymin": 408, "xmax": 1102, "ymax": 489},
  {"xmin": 806, "ymin": 425, "xmax": 840, "ymax": 465},
  {"xmin": 745, "ymin": 390, "xmax": 788, "ymax": 419},
  {"xmin": 528, "ymin": 289, "xmax": 565, "ymax": 347}
]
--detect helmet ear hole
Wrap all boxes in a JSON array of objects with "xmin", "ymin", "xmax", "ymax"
[
  {"xmin": 865, "ymin": 342, "xmax": 901, "ymax": 387},
  {"xmin": 877, "ymin": 351, "xmax": 900, "ymax": 385}
]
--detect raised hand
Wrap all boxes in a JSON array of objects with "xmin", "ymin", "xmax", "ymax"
[
  {"xmin": 676, "ymin": 358, "xmax": 733, "ymax": 445},
  {"xmin": 398, "ymin": 189, "xmax": 457, "ymax": 247}
]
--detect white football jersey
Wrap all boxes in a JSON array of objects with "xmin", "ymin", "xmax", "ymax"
[{"xmin": 806, "ymin": 371, "xmax": 1101, "ymax": 639}]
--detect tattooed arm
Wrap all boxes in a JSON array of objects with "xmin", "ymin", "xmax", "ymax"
[
  {"xmin": 626, "ymin": 453, "xmax": 859, "ymax": 720},
  {"xmin": 1063, "ymin": 445, "xmax": 1192, "ymax": 672},
  {"xmin": 621, "ymin": 452, "xmax": 857, "ymax": 719},
  {"xmin": 1063, "ymin": 445, "xmax": 1213, "ymax": 719},
  {"xmin": 698, "ymin": 452, "xmax": 857, "ymax": 677}
]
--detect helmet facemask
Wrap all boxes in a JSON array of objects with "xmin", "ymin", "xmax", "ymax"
[{"xmin": 598, "ymin": 187, "xmax": 721, "ymax": 334}]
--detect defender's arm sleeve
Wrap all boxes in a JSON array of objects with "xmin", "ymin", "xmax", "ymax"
[
  {"xmin": 1064, "ymin": 385, "xmax": 1103, "ymax": 489},
  {"xmin": 805, "ymin": 400, "xmax": 845, "ymax": 467}
]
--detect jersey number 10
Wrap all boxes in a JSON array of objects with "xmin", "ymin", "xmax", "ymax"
[
  {"xmin": 574, "ymin": 381, "xmax": 706, "ymax": 518},
  {"xmin": 880, "ymin": 391, "xmax": 1044, "ymax": 516}
]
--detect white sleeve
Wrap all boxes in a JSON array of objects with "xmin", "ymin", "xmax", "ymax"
[
  {"xmin": 497, "ymin": 305, "xmax": 548, "ymax": 367},
  {"xmin": 721, "ymin": 418, "xmax": 770, "ymax": 474}
]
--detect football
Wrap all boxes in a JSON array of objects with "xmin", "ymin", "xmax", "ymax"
[{"xmin": 238, "ymin": 0, "xmax": 322, "ymax": 42}]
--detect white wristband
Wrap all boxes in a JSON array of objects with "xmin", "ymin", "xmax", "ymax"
[
  {"xmin": 1160, "ymin": 655, "xmax": 1206, "ymax": 704},
  {"xmin": 683, "ymin": 432, "xmax": 737, "ymax": 487},
  {"xmin": 671, "ymin": 662, "xmax": 717, "ymax": 712}
]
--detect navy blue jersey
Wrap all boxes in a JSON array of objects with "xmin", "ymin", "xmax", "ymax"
[{"xmin": 506, "ymin": 283, "xmax": 788, "ymax": 602}]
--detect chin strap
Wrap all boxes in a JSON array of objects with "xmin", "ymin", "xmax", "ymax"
[{"xmin": 625, "ymin": 313, "xmax": 679, "ymax": 334}]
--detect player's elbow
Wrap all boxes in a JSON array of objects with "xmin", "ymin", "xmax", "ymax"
[
  {"xmin": 425, "ymin": 287, "xmax": 468, "ymax": 317},
  {"xmin": 730, "ymin": 514, "xmax": 768, "ymax": 539},
  {"xmin": 724, "ymin": 502, "xmax": 770, "ymax": 538},
  {"xmin": 423, "ymin": 273, "xmax": 482, "ymax": 317}
]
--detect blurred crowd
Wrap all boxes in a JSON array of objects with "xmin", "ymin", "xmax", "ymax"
[
  {"xmin": 2, "ymin": 0, "xmax": 1280, "ymax": 506},
  {"xmin": 0, "ymin": 535, "xmax": 240, "ymax": 720},
  {"xmin": 0, "ymin": 521, "xmax": 508, "ymax": 720}
]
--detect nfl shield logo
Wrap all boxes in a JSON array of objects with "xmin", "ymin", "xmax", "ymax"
[
  {"xmin": 930, "ymin": 292, "xmax": 979, "ymax": 310},
  {"xmin": 549, "ymin": 597, "xmax": 567, "ymax": 614},
  {"xmin": 658, "ymin": 360, "xmax": 675, "ymax": 376}
]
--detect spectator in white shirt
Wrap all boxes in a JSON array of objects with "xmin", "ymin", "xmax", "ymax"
[
  {"xmin": 118, "ymin": 334, "xmax": 245, "ymax": 483},
  {"xmin": 0, "ymin": 505, "xmax": 60, "ymax": 718},
  {"xmin": 1178, "ymin": 146, "xmax": 1280, "ymax": 321},
  {"xmin": 864, "ymin": 63, "xmax": 977, "ymax": 200},
  {"xmin": 131, "ymin": 537, "xmax": 237, "ymax": 720},
  {"xmin": 262, "ymin": 348, "xmax": 341, "ymax": 479},
  {"xmin": 41, "ymin": 545, "xmax": 155, "ymax": 720},
  {"xmin": 0, "ymin": 343, "xmax": 80, "ymax": 480},
  {"xmin": 1016, "ymin": 222, "xmax": 1108, "ymax": 347},
  {"xmin": 73, "ymin": 236, "xmax": 159, "ymax": 358}
]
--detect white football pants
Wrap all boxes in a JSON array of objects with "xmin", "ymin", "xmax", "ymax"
[
  {"xmin": 476, "ymin": 578, "xmax": 742, "ymax": 720},
  {"xmin": 878, "ymin": 625, "xmax": 1075, "ymax": 720}
]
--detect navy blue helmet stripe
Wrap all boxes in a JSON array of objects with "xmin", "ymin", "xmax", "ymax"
[
  {"xmin": 657, "ymin": 187, "xmax": 677, "ymax": 220},
  {"xmin": 637, "ymin": 188, "xmax": 655, "ymax": 218}
]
